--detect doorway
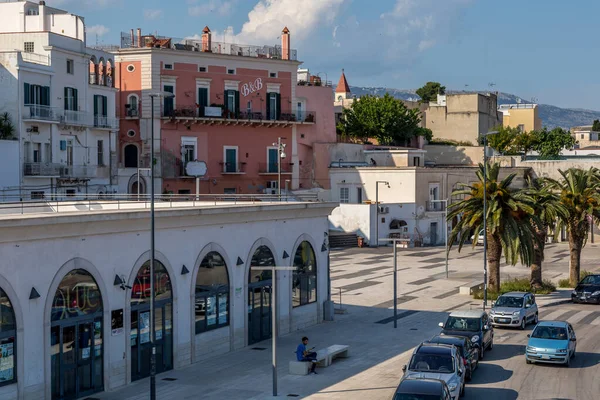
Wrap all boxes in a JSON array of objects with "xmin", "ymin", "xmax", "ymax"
[
  {"xmin": 430, "ymin": 222, "xmax": 438, "ymax": 245},
  {"xmin": 247, "ymin": 245, "xmax": 275, "ymax": 345}
]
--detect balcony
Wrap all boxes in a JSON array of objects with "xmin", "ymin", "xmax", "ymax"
[
  {"xmin": 164, "ymin": 106, "xmax": 316, "ymax": 127},
  {"xmin": 258, "ymin": 162, "xmax": 294, "ymax": 174},
  {"xmin": 426, "ymin": 201, "xmax": 446, "ymax": 212},
  {"xmin": 62, "ymin": 110, "xmax": 92, "ymax": 126},
  {"xmin": 124, "ymin": 106, "xmax": 140, "ymax": 118},
  {"xmin": 23, "ymin": 105, "xmax": 61, "ymax": 122},
  {"xmin": 21, "ymin": 52, "xmax": 50, "ymax": 66},
  {"xmin": 94, "ymin": 115, "xmax": 119, "ymax": 130},
  {"xmin": 61, "ymin": 165, "xmax": 98, "ymax": 179},
  {"xmin": 23, "ymin": 163, "xmax": 98, "ymax": 179},
  {"xmin": 219, "ymin": 162, "xmax": 246, "ymax": 174}
]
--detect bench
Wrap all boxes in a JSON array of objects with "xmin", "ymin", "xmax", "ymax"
[
  {"xmin": 459, "ymin": 281, "xmax": 484, "ymax": 295},
  {"xmin": 289, "ymin": 344, "xmax": 350, "ymax": 375}
]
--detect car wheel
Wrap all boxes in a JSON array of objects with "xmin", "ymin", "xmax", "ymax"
[
  {"xmin": 526, "ymin": 358, "xmax": 531, "ymax": 364},
  {"xmin": 460, "ymin": 383, "xmax": 465, "ymax": 398},
  {"xmin": 489, "ymin": 338, "xmax": 494, "ymax": 350},
  {"xmin": 565, "ymin": 354, "xmax": 571, "ymax": 367},
  {"xmin": 520, "ymin": 318, "xmax": 526, "ymax": 330},
  {"xmin": 479, "ymin": 346, "xmax": 484, "ymax": 360},
  {"xmin": 571, "ymin": 348, "xmax": 576, "ymax": 359},
  {"xmin": 534, "ymin": 313, "xmax": 538, "ymax": 324}
]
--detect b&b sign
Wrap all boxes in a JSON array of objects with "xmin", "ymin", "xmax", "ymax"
[{"xmin": 241, "ymin": 78, "xmax": 263, "ymax": 97}]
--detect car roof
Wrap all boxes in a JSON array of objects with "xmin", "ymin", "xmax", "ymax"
[
  {"xmin": 416, "ymin": 344, "xmax": 455, "ymax": 355},
  {"xmin": 499, "ymin": 292, "xmax": 529, "ymax": 298},
  {"xmin": 448, "ymin": 310, "xmax": 485, "ymax": 318},
  {"xmin": 536, "ymin": 320, "xmax": 569, "ymax": 328},
  {"xmin": 427, "ymin": 335, "xmax": 466, "ymax": 346},
  {"xmin": 397, "ymin": 378, "xmax": 444, "ymax": 395}
]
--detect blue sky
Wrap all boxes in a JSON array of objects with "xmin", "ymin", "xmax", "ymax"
[{"xmin": 47, "ymin": 0, "xmax": 600, "ymax": 110}]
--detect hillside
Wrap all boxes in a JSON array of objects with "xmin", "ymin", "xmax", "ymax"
[{"xmin": 344, "ymin": 86, "xmax": 600, "ymax": 129}]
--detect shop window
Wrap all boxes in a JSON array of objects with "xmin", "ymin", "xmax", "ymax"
[
  {"xmin": 195, "ymin": 252, "xmax": 229, "ymax": 334},
  {"xmin": 292, "ymin": 241, "xmax": 317, "ymax": 307},
  {"xmin": 130, "ymin": 261, "xmax": 172, "ymax": 306},
  {"xmin": 0, "ymin": 288, "xmax": 16, "ymax": 387}
]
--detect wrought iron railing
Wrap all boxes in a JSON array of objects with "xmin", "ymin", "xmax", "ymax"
[
  {"xmin": 219, "ymin": 162, "xmax": 246, "ymax": 174},
  {"xmin": 23, "ymin": 105, "xmax": 61, "ymax": 121},
  {"xmin": 165, "ymin": 106, "xmax": 315, "ymax": 123},
  {"xmin": 258, "ymin": 162, "xmax": 294, "ymax": 174},
  {"xmin": 94, "ymin": 115, "xmax": 119, "ymax": 129}
]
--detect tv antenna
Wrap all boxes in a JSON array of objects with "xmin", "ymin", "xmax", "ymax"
[
  {"xmin": 531, "ymin": 97, "xmax": 538, "ymax": 103},
  {"xmin": 488, "ymin": 82, "xmax": 496, "ymax": 88}
]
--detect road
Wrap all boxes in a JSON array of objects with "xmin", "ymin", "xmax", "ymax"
[{"xmin": 462, "ymin": 302, "xmax": 600, "ymax": 400}]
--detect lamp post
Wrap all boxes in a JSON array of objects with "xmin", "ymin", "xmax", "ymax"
[
  {"xmin": 148, "ymin": 91, "xmax": 174, "ymax": 400},
  {"xmin": 251, "ymin": 266, "xmax": 296, "ymax": 397},
  {"xmin": 480, "ymin": 130, "xmax": 499, "ymax": 311},
  {"xmin": 375, "ymin": 181, "xmax": 390, "ymax": 247},
  {"xmin": 429, "ymin": 199, "xmax": 449, "ymax": 278},
  {"xmin": 273, "ymin": 137, "xmax": 287, "ymax": 201}
]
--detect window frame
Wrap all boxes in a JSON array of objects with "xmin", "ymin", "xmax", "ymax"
[
  {"xmin": 339, "ymin": 187, "xmax": 349, "ymax": 203},
  {"xmin": 0, "ymin": 288, "xmax": 17, "ymax": 388},
  {"xmin": 66, "ymin": 59, "xmax": 74, "ymax": 75},
  {"xmin": 292, "ymin": 241, "xmax": 317, "ymax": 308},
  {"xmin": 97, "ymin": 139, "xmax": 104, "ymax": 166},
  {"xmin": 223, "ymin": 146, "xmax": 238, "ymax": 173},
  {"xmin": 195, "ymin": 252, "xmax": 230, "ymax": 334},
  {"xmin": 24, "ymin": 42, "xmax": 34, "ymax": 53}
]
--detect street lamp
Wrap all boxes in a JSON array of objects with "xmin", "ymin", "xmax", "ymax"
[
  {"xmin": 375, "ymin": 181, "xmax": 390, "ymax": 247},
  {"xmin": 430, "ymin": 199, "xmax": 449, "ymax": 278},
  {"xmin": 480, "ymin": 130, "xmax": 499, "ymax": 311},
  {"xmin": 147, "ymin": 91, "xmax": 174, "ymax": 400},
  {"xmin": 273, "ymin": 137, "xmax": 287, "ymax": 201},
  {"xmin": 251, "ymin": 265, "xmax": 296, "ymax": 397}
]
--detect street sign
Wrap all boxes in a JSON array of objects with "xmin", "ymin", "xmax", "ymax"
[{"xmin": 185, "ymin": 161, "xmax": 207, "ymax": 177}]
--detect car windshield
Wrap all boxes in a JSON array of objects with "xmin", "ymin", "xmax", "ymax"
[
  {"xmin": 394, "ymin": 394, "xmax": 441, "ymax": 400},
  {"xmin": 430, "ymin": 339, "xmax": 464, "ymax": 357},
  {"xmin": 531, "ymin": 326, "xmax": 568, "ymax": 340},
  {"xmin": 443, "ymin": 316, "xmax": 480, "ymax": 332},
  {"xmin": 494, "ymin": 296, "xmax": 523, "ymax": 308},
  {"xmin": 409, "ymin": 354, "xmax": 455, "ymax": 373},
  {"xmin": 580, "ymin": 275, "xmax": 600, "ymax": 285}
]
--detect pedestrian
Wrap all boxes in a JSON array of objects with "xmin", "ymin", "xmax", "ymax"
[{"xmin": 296, "ymin": 336, "xmax": 318, "ymax": 374}]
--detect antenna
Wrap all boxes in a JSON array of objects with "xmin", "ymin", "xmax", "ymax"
[
  {"xmin": 488, "ymin": 82, "xmax": 496, "ymax": 88},
  {"xmin": 531, "ymin": 97, "xmax": 538, "ymax": 103}
]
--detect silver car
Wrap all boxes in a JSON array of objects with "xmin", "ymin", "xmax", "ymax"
[{"xmin": 489, "ymin": 292, "xmax": 538, "ymax": 330}]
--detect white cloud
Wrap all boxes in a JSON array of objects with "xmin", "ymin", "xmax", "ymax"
[
  {"xmin": 188, "ymin": 0, "xmax": 235, "ymax": 17},
  {"xmin": 144, "ymin": 9, "xmax": 163, "ymax": 20},
  {"xmin": 86, "ymin": 24, "xmax": 109, "ymax": 37}
]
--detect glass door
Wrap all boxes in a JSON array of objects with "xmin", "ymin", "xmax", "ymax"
[
  {"xmin": 131, "ymin": 305, "xmax": 173, "ymax": 381},
  {"xmin": 248, "ymin": 285, "xmax": 272, "ymax": 345}
]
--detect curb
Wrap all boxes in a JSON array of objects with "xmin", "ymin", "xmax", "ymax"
[{"xmin": 539, "ymin": 299, "xmax": 572, "ymax": 308}]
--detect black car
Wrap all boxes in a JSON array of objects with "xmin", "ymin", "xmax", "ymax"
[
  {"xmin": 392, "ymin": 377, "xmax": 451, "ymax": 400},
  {"xmin": 572, "ymin": 274, "xmax": 600, "ymax": 304},
  {"xmin": 425, "ymin": 335, "xmax": 479, "ymax": 381}
]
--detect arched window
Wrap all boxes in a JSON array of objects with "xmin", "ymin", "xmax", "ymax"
[
  {"xmin": 195, "ymin": 252, "xmax": 229, "ymax": 334},
  {"xmin": 292, "ymin": 241, "xmax": 317, "ymax": 307},
  {"xmin": 249, "ymin": 245, "xmax": 275, "ymax": 283},
  {"xmin": 51, "ymin": 269, "xmax": 102, "ymax": 321},
  {"xmin": 127, "ymin": 95, "xmax": 139, "ymax": 114},
  {"xmin": 390, "ymin": 219, "xmax": 408, "ymax": 232},
  {"xmin": 89, "ymin": 56, "xmax": 97, "ymax": 85},
  {"xmin": 130, "ymin": 261, "xmax": 172, "ymax": 306},
  {"xmin": 124, "ymin": 144, "xmax": 138, "ymax": 168},
  {"xmin": 0, "ymin": 288, "xmax": 16, "ymax": 387}
]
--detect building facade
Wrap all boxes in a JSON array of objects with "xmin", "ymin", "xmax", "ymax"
[
  {"xmin": 114, "ymin": 27, "xmax": 331, "ymax": 196},
  {"xmin": 498, "ymin": 103, "xmax": 542, "ymax": 132},
  {"xmin": 570, "ymin": 125, "xmax": 599, "ymax": 149},
  {"xmin": 0, "ymin": 1, "xmax": 118, "ymax": 201},
  {"xmin": 424, "ymin": 93, "xmax": 503, "ymax": 145},
  {"xmin": 0, "ymin": 200, "xmax": 334, "ymax": 399}
]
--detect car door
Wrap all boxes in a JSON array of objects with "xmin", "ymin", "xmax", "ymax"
[
  {"xmin": 530, "ymin": 295, "xmax": 538, "ymax": 320},
  {"xmin": 481, "ymin": 314, "xmax": 490, "ymax": 347},
  {"xmin": 568, "ymin": 324, "xmax": 576, "ymax": 354},
  {"xmin": 466, "ymin": 339, "xmax": 478, "ymax": 369},
  {"xmin": 523, "ymin": 295, "xmax": 532, "ymax": 321}
]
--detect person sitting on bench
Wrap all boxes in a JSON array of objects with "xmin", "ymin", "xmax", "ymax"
[{"xmin": 296, "ymin": 336, "xmax": 317, "ymax": 374}]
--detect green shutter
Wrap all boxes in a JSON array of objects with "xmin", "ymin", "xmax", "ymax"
[
  {"xmin": 93, "ymin": 95, "xmax": 98, "ymax": 116},
  {"xmin": 224, "ymin": 90, "xmax": 229, "ymax": 113},
  {"xmin": 235, "ymin": 90, "xmax": 240, "ymax": 117},
  {"xmin": 102, "ymin": 95, "xmax": 107, "ymax": 116},
  {"xmin": 198, "ymin": 88, "xmax": 208, "ymax": 117},
  {"xmin": 64, "ymin": 87, "xmax": 68, "ymax": 110},
  {"xmin": 24, "ymin": 83, "xmax": 30, "ymax": 104},
  {"xmin": 276, "ymin": 93, "xmax": 281, "ymax": 120},
  {"xmin": 266, "ymin": 93, "xmax": 271, "ymax": 120},
  {"xmin": 74, "ymin": 88, "xmax": 78, "ymax": 110},
  {"xmin": 42, "ymin": 86, "xmax": 50, "ymax": 106}
]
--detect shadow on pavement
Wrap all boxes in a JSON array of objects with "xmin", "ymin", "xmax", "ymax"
[
  {"xmin": 484, "ymin": 344, "xmax": 525, "ymax": 362},
  {"xmin": 464, "ymin": 387, "xmax": 519, "ymax": 400},
  {"xmin": 469, "ymin": 363, "xmax": 513, "ymax": 384},
  {"xmin": 529, "ymin": 352, "xmax": 600, "ymax": 369}
]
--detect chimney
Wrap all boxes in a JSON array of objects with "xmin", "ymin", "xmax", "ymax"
[
  {"xmin": 137, "ymin": 28, "xmax": 142, "ymax": 48},
  {"xmin": 39, "ymin": 1, "xmax": 47, "ymax": 31},
  {"xmin": 130, "ymin": 29, "xmax": 134, "ymax": 48},
  {"xmin": 201, "ymin": 26, "xmax": 212, "ymax": 52},
  {"xmin": 281, "ymin": 27, "xmax": 290, "ymax": 60}
]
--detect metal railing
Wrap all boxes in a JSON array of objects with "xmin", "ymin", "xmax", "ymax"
[
  {"xmin": 219, "ymin": 162, "xmax": 246, "ymax": 174},
  {"xmin": 23, "ymin": 105, "xmax": 61, "ymax": 122},
  {"xmin": 165, "ymin": 106, "xmax": 316, "ymax": 123},
  {"xmin": 62, "ymin": 110, "xmax": 92, "ymax": 126},
  {"xmin": 0, "ymin": 193, "xmax": 296, "ymax": 216},
  {"xmin": 61, "ymin": 165, "xmax": 98, "ymax": 179},
  {"xmin": 94, "ymin": 115, "xmax": 119, "ymax": 129},
  {"xmin": 23, "ymin": 162, "xmax": 62, "ymax": 176},
  {"xmin": 125, "ymin": 106, "xmax": 139, "ymax": 118},
  {"xmin": 426, "ymin": 201, "xmax": 446, "ymax": 212},
  {"xmin": 258, "ymin": 162, "xmax": 293, "ymax": 174}
]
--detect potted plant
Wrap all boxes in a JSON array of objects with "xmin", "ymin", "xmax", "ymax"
[{"xmin": 357, "ymin": 236, "xmax": 365, "ymax": 247}]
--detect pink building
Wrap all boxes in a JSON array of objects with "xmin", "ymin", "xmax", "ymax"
[{"xmin": 114, "ymin": 27, "xmax": 333, "ymax": 195}]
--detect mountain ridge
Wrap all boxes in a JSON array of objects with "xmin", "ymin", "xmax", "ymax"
[{"xmin": 343, "ymin": 86, "xmax": 600, "ymax": 129}]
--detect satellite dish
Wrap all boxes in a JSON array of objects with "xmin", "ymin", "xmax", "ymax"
[{"xmin": 185, "ymin": 161, "xmax": 208, "ymax": 177}]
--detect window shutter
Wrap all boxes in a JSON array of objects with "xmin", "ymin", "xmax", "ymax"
[
  {"xmin": 266, "ymin": 93, "xmax": 271, "ymax": 120},
  {"xmin": 234, "ymin": 90, "xmax": 240, "ymax": 117},
  {"xmin": 64, "ymin": 87, "xmax": 68, "ymax": 110},
  {"xmin": 93, "ymin": 95, "xmax": 98, "ymax": 116},
  {"xmin": 102, "ymin": 96, "xmax": 108, "ymax": 116},
  {"xmin": 42, "ymin": 86, "xmax": 50, "ymax": 106},
  {"xmin": 24, "ymin": 83, "xmax": 30, "ymax": 104},
  {"xmin": 276, "ymin": 93, "xmax": 281, "ymax": 120},
  {"xmin": 198, "ymin": 88, "xmax": 208, "ymax": 117},
  {"xmin": 224, "ymin": 90, "xmax": 229, "ymax": 111},
  {"xmin": 73, "ymin": 88, "xmax": 78, "ymax": 110}
]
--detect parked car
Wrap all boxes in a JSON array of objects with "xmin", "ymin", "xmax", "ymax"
[
  {"xmin": 489, "ymin": 292, "xmax": 538, "ymax": 329},
  {"xmin": 470, "ymin": 230, "xmax": 484, "ymax": 245},
  {"xmin": 571, "ymin": 274, "xmax": 600, "ymax": 304},
  {"xmin": 402, "ymin": 343, "xmax": 464, "ymax": 399},
  {"xmin": 392, "ymin": 377, "xmax": 452, "ymax": 400},
  {"xmin": 526, "ymin": 321, "xmax": 577, "ymax": 366},
  {"xmin": 439, "ymin": 310, "xmax": 493, "ymax": 359},
  {"xmin": 425, "ymin": 335, "xmax": 479, "ymax": 381}
]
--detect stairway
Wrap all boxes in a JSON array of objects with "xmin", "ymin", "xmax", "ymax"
[{"xmin": 329, "ymin": 232, "xmax": 358, "ymax": 249}]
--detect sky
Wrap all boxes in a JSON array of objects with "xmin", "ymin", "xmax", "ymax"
[{"xmin": 43, "ymin": 0, "xmax": 600, "ymax": 110}]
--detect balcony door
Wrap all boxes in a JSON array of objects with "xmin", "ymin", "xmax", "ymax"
[
  {"xmin": 66, "ymin": 140, "xmax": 74, "ymax": 166},
  {"xmin": 267, "ymin": 148, "xmax": 278, "ymax": 173},
  {"xmin": 224, "ymin": 147, "xmax": 237, "ymax": 173}
]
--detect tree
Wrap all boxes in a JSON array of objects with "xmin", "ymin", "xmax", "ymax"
[
  {"xmin": 486, "ymin": 126, "xmax": 520, "ymax": 154},
  {"xmin": 524, "ymin": 178, "xmax": 568, "ymax": 289},
  {"xmin": 512, "ymin": 130, "xmax": 538, "ymax": 159},
  {"xmin": 592, "ymin": 119, "xmax": 600, "ymax": 132},
  {"xmin": 0, "ymin": 112, "xmax": 15, "ymax": 140},
  {"xmin": 447, "ymin": 163, "xmax": 538, "ymax": 292},
  {"xmin": 337, "ymin": 93, "xmax": 426, "ymax": 146},
  {"xmin": 531, "ymin": 127, "xmax": 576, "ymax": 159},
  {"xmin": 416, "ymin": 82, "xmax": 446, "ymax": 104},
  {"xmin": 545, "ymin": 168, "xmax": 600, "ymax": 286}
]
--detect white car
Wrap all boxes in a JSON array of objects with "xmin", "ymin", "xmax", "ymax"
[{"xmin": 471, "ymin": 230, "xmax": 484, "ymax": 245}]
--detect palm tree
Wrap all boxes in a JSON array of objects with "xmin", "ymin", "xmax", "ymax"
[
  {"xmin": 524, "ymin": 177, "xmax": 568, "ymax": 289},
  {"xmin": 0, "ymin": 112, "xmax": 16, "ymax": 140},
  {"xmin": 447, "ymin": 163, "xmax": 538, "ymax": 293},
  {"xmin": 545, "ymin": 168, "xmax": 600, "ymax": 286}
]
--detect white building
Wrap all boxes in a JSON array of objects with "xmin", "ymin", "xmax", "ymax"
[
  {"xmin": 0, "ymin": 0, "xmax": 118, "ymax": 201},
  {"xmin": 0, "ymin": 199, "xmax": 334, "ymax": 399}
]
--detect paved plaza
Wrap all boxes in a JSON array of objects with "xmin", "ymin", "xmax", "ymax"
[{"xmin": 94, "ymin": 242, "xmax": 600, "ymax": 399}]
